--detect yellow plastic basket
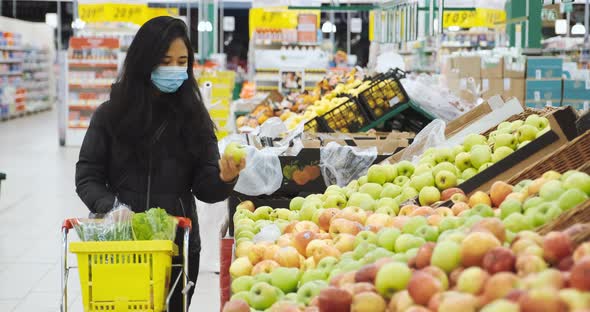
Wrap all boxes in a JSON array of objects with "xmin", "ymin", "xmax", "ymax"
[{"xmin": 69, "ymin": 240, "xmax": 178, "ymax": 312}]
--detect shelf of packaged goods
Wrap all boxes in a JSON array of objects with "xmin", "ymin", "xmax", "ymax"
[
  {"xmin": 68, "ymin": 84, "xmax": 112, "ymax": 90},
  {"xmin": 68, "ymin": 125, "xmax": 90, "ymax": 129},
  {"xmin": 0, "ymin": 71, "xmax": 23, "ymax": 76},
  {"xmin": 68, "ymin": 61, "xmax": 118, "ymax": 69},
  {"xmin": 0, "ymin": 58, "xmax": 24, "ymax": 64},
  {"xmin": 0, "ymin": 46, "xmax": 25, "ymax": 51},
  {"xmin": 69, "ymin": 105, "xmax": 99, "ymax": 111}
]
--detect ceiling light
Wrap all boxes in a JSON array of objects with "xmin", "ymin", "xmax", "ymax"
[{"xmin": 572, "ymin": 23, "xmax": 586, "ymax": 35}]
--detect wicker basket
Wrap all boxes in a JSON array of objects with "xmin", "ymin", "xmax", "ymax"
[
  {"xmin": 563, "ymin": 223, "xmax": 590, "ymax": 246},
  {"xmin": 537, "ymin": 200, "xmax": 590, "ymax": 235},
  {"xmin": 507, "ymin": 130, "xmax": 590, "ymax": 185},
  {"xmin": 480, "ymin": 107, "xmax": 560, "ymax": 137}
]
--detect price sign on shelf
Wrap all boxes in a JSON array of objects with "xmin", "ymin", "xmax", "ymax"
[
  {"xmin": 443, "ymin": 8, "xmax": 505, "ymax": 28},
  {"xmin": 78, "ymin": 3, "xmax": 178, "ymax": 26}
]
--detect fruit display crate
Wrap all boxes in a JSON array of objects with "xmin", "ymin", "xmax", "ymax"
[
  {"xmin": 507, "ymin": 130, "xmax": 590, "ymax": 186},
  {"xmin": 358, "ymin": 101, "xmax": 436, "ymax": 133},
  {"xmin": 480, "ymin": 106, "xmax": 560, "ymax": 137},
  {"xmin": 357, "ymin": 68, "xmax": 410, "ymax": 120},
  {"xmin": 317, "ymin": 96, "xmax": 373, "ymax": 133}
]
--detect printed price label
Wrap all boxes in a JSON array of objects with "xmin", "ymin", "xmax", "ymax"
[
  {"xmin": 504, "ymin": 78, "xmax": 511, "ymax": 91},
  {"xmin": 389, "ymin": 96, "xmax": 400, "ymax": 107},
  {"xmin": 534, "ymin": 91, "xmax": 541, "ymax": 101},
  {"xmin": 536, "ymin": 69, "xmax": 542, "ymax": 80}
]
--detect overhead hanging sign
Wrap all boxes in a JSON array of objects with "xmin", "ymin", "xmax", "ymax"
[
  {"xmin": 443, "ymin": 8, "xmax": 506, "ymax": 28},
  {"xmin": 249, "ymin": 7, "xmax": 320, "ymax": 38},
  {"xmin": 78, "ymin": 3, "xmax": 178, "ymax": 26}
]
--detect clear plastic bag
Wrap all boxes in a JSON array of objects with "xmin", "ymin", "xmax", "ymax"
[
  {"xmin": 234, "ymin": 145, "xmax": 284, "ymax": 196},
  {"xmin": 401, "ymin": 76, "xmax": 468, "ymax": 122},
  {"xmin": 131, "ymin": 207, "xmax": 178, "ymax": 241},
  {"xmin": 399, "ymin": 119, "xmax": 448, "ymax": 163},
  {"xmin": 74, "ymin": 200, "xmax": 134, "ymax": 242},
  {"xmin": 253, "ymin": 224, "xmax": 281, "ymax": 243},
  {"xmin": 320, "ymin": 141, "xmax": 378, "ymax": 187}
]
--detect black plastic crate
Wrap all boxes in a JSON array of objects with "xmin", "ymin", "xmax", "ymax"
[
  {"xmin": 321, "ymin": 96, "xmax": 373, "ymax": 133},
  {"xmin": 359, "ymin": 68, "xmax": 410, "ymax": 119},
  {"xmin": 304, "ymin": 116, "xmax": 330, "ymax": 133},
  {"xmin": 381, "ymin": 106, "xmax": 434, "ymax": 133}
]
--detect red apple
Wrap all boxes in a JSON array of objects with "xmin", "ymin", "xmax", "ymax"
[
  {"xmin": 408, "ymin": 271, "xmax": 443, "ymax": 305},
  {"xmin": 518, "ymin": 288, "xmax": 568, "ymax": 312},
  {"xmin": 223, "ymin": 299, "xmax": 250, "ymax": 312},
  {"xmin": 428, "ymin": 293, "xmax": 442, "ymax": 311},
  {"xmin": 483, "ymin": 272, "xmax": 519, "ymax": 301},
  {"xmin": 293, "ymin": 231, "xmax": 317, "ymax": 256},
  {"xmin": 543, "ymin": 231, "xmax": 574, "ymax": 264},
  {"xmin": 470, "ymin": 218, "xmax": 506, "ymax": 243},
  {"xmin": 274, "ymin": 246, "xmax": 301, "ymax": 268},
  {"xmin": 318, "ymin": 208, "xmax": 340, "ymax": 232},
  {"xmin": 415, "ymin": 242, "xmax": 436, "ymax": 269},
  {"xmin": 329, "ymin": 218, "xmax": 363, "ymax": 237},
  {"xmin": 461, "ymin": 231, "xmax": 501, "ymax": 267},
  {"xmin": 451, "ymin": 202, "xmax": 470, "ymax": 216},
  {"xmin": 409, "ymin": 206, "xmax": 435, "ymax": 217},
  {"xmin": 574, "ymin": 243, "xmax": 590, "ymax": 263},
  {"xmin": 355, "ymin": 264, "xmax": 379, "ymax": 284},
  {"xmin": 318, "ymin": 286, "xmax": 353, "ymax": 312},
  {"xmin": 351, "ymin": 282, "xmax": 377, "ymax": 294},
  {"xmin": 442, "ymin": 188, "xmax": 465, "ymax": 201},
  {"xmin": 570, "ymin": 257, "xmax": 590, "ymax": 291},
  {"xmin": 482, "ymin": 247, "xmax": 516, "ymax": 274},
  {"xmin": 422, "ymin": 266, "xmax": 450, "ymax": 290},
  {"xmin": 516, "ymin": 254, "xmax": 548, "ymax": 276},
  {"xmin": 490, "ymin": 181, "xmax": 513, "ymax": 207},
  {"xmin": 388, "ymin": 290, "xmax": 414, "ymax": 312},
  {"xmin": 558, "ymin": 256, "xmax": 574, "ymax": 271},
  {"xmin": 427, "ymin": 214, "xmax": 443, "ymax": 226}
]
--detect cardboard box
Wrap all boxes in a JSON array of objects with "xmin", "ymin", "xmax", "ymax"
[
  {"xmin": 502, "ymin": 78, "xmax": 525, "ymax": 104},
  {"xmin": 527, "ymin": 57, "xmax": 564, "ymax": 79},
  {"xmin": 563, "ymin": 80, "xmax": 590, "ymax": 99},
  {"xmin": 504, "ymin": 55, "xmax": 526, "ymax": 78},
  {"xmin": 562, "ymin": 99, "xmax": 590, "ymax": 113},
  {"xmin": 452, "ymin": 56, "xmax": 482, "ymax": 78},
  {"xmin": 526, "ymin": 79, "xmax": 563, "ymax": 100},
  {"xmin": 482, "ymin": 78, "xmax": 504, "ymax": 99},
  {"xmin": 481, "ymin": 57, "xmax": 503, "ymax": 78},
  {"xmin": 525, "ymin": 100, "xmax": 562, "ymax": 109},
  {"xmin": 446, "ymin": 76, "xmax": 481, "ymax": 103}
]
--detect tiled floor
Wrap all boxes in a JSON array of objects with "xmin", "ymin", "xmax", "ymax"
[{"xmin": 0, "ymin": 110, "xmax": 222, "ymax": 311}]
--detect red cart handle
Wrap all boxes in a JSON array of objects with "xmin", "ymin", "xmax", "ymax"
[
  {"xmin": 176, "ymin": 217, "xmax": 192, "ymax": 230},
  {"xmin": 62, "ymin": 218, "xmax": 76, "ymax": 230}
]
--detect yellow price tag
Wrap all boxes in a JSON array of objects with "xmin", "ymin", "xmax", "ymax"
[
  {"xmin": 79, "ymin": 3, "xmax": 178, "ymax": 26},
  {"xmin": 443, "ymin": 8, "xmax": 505, "ymax": 28},
  {"xmin": 249, "ymin": 8, "xmax": 320, "ymax": 37}
]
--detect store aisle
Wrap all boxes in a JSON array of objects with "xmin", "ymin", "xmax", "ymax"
[{"xmin": 0, "ymin": 110, "xmax": 220, "ymax": 311}]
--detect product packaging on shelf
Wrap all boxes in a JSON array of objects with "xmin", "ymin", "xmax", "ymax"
[
  {"xmin": 526, "ymin": 57, "xmax": 564, "ymax": 80},
  {"xmin": 525, "ymin": 79, "xmax": 563, "ymax": 109}
]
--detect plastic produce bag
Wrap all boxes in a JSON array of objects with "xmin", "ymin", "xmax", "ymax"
[
  {"xmin": 234, "ymin": 145, "xmax": 284, "ymax": 196},
  {"xmin": 132, "ymin": 207, "xmax": 178, "ymax": 241},
  {"xmin": 401, "ymin": 76, "xmax": 467, "ymax": 122},
  {"xmin": 74, "ymin": 200, "xmax": 134, "ymax": 242},
  {"xmin": 320, "ymin": 141, "xmax": 378, "ymax": 187},
  {"xmin": 399, "ymin": 119, "xmax": 448, "ymax": 163},
  {"xmin": 253, "ymin": 224, "xmax": 281, "ymax": 243}
]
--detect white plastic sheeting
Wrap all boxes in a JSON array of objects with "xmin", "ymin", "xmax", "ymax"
[{"xmin": 196, "ymin": 199, "xmax": 229, "ymax": 272}]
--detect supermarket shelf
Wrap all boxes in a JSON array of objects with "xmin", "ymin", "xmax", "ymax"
[
  {"xmin": 0, "ymin": 58, "xmax": 24, "ymax": 64},
  {"xmin": 68, "ymin": 125, "xmax": 90, "ymax": 129},
  {"xmin": 69, "ymin": 105, "xmax": 99, "ymax": 111},
  {"xmin": 68, "ymin": 62, "xmax": 118, "ymax": 69},
  {"xmin": 0, "ymin": 71, "xmax": 23, "ymax": 76},
  {"xmin": 0, "ymin": 46, "xmax": 24, "ymax": 51},
  {"xmin": 0, "ymin": 106, "xmax": 51, "ymax": 122},
  {"xmin": 68, "ymin": 84, "xmax": 112, "ymax": 89}
]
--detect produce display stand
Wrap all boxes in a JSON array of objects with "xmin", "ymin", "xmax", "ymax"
[
  {"xmin": 358, "ymin": 100, "xmax": 436, "ymax": 133},
  {"xmin": 60, "ymin": 217, "xmax": 193, "ymax": 312}
]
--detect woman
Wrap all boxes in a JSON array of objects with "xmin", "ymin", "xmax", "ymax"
[{"xmin": 75, "ymin": 16, "xmax": 244, "ymax": 310}]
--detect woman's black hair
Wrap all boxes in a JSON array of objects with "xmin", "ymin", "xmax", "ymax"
[{"xmin": 105, "ymin": 16, "xmax": 214, "ymax": 152}]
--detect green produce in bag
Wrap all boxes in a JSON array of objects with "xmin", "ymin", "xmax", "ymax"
[{"xmin": 132, "ymin": 207, "xmax": 178, "ymax": 241}]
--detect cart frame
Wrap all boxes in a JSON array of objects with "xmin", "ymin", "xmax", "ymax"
[{"xmin": 60, "ymin": 217, "xmax": 193, "ymax": 312}]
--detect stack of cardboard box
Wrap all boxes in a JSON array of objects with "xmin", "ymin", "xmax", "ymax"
[{"xmin": 525, "ymin": 57, "xmax": 563, "ymax": 109}]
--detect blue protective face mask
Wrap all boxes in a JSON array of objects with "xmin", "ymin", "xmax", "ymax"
[{"xmin": 150, "ymin": 66, "xmax": 189, "ymax": 93}]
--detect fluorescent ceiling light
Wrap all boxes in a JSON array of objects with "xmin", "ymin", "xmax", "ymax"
[{"xmin": 572, "ymin": 23, "xmax": 586, "ymax": 35}]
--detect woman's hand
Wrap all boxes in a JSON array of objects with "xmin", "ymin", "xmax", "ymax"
[{"xmin": 219, "ymin": 154, "xmax": 246, "ymax": 183}]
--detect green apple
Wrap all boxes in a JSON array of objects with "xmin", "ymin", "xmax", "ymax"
[
  {"xmin": 498, "ymin": 121, "xmax": 511, "ymax": 130},
  {"xmin": 232, "ymin": 276, "xmax": 256, "ymax": 294},
  {"xmin": 414, "ymin": 163, "xmax": 434, "ymax": 176},
  {"xmin": 299, "ymin": 269, "xmax": 327, "ymax": 286},
  {"xmin": 418, "ymin": 155, "xmax": 437, "ymax": 167},
  {"xmin": 433, "ymin": 162, "xmax": 458, "ymax": 176},
  {"xmin": 359, "ymin": 183, "xmax": 384, "ymax": 200},
  {"xmin": 296, "ymin": 280, "xmax": 327, "ymax": 306},
  {"xmin": 539, "ymin": 180, "xmax": 565, "ymax": 201},
  {"xmin": 346, "ymin": 180, "xmax": 360, "ymax": 192},
  {"xmin": 312, "ymin": 208, "xmax": 324, "ymax": 225},
  {"xmin": 358, "ymin": 175, "xmax": 368, "ymax": 185},
  {"xmin": 362, "ymin": 247, "xmax": 394, "ymax": 265},
  {"xmin": 470, "ymin": 204, "xmax": 494, "ymax": 217},
  {"xmin": 415, "ymin": 225, "xmax": 439, "ymax": 242},
  {"xmin": 525, "ymin": 114, "xmax": 548, "ymax": 130},
  {"xmin": 270, "ymin": 208, "xmax": 295, "ymax": 221},
  {"xmin": 500, "ymin": 198, "xmax": 523, "ymax": 219},
  {"xmin": 439, "ymin": 217, "xmax": 460, "ymax": 232},
  {"xmin": 375, "ymin": 262, "xmax": 412, "ymax": 298},
  {"xmin": 470, "ymin": 145, "xmax": 492, "ymax": 169},
  {"xmin": 410, "ymin": 172, "xmax": 435, "ymax": 192},
  {"xmin": 384, "ymin": 164, "xmax": 399, "ymax": 182},
  {"xmin": 453, "ymin": 145, "xmax": 466, "ymax": 158},
  {"xmin": 397, "ymin": 161, "xmax": 415, "ymax": 177},
  {"xmin": 377, "ymin": 228, "xmax": 401, "ymax": 252},
  {"xmin": 463, "ymin": 215, "xmax": 484, "ymax": 228},
  {"xmin": 523, "ymin": 196, "xmax": 544, "ymax": 211},
  {"xmin": 248, "ymin": 282, "xmax": 279, "ymax": 310},
  {"xmin": 437, "ymin": 229, "xmax": 466, "ymax": 244},
  {"xmin": 463, "ymin": 134, "xmax": 488, "ymax": 152},
  {"xmin": 271, "ymin": 267, "xmax": 301, "ymax": 293},
  {"xmin": 431, "ymin": 240, "xmax": 462, "ymax": 273},
  {"xmin": 405, "ymin": 247, "xmax": 419, "ymax": 260},
  {"xmin": 255, "ymin": 272, "xmax": 273, "ymax": 284},
  {"xmin": 494, "ymin": 133, "xmax": 518, "ymax": 151},
  {"xmin": 510, "ymin": 119, "xmax": 524, "ymax": 131},
  {"xmin": 434, "ymin": 147, "xmax": 455, "ymax": 164},
  {"xmin": 354, "ymin": 231, "xmax": 378, "ymax": 248},
  {"xmin": 340, "ymin": 260, "xmax": 363, "ymax": 273},
  {"xmin": 395, "ymin": 233, "xmax": 426, "ymax": 253},
  {"xmin": 380, "ymin": 183, "xmax": 403, "ymax": 198},
  {"xmin": 225, "ymin": 142, "xmax": 247, "ymax": 164},
  {"xmin": 353, "ymin": 241, "xmax": 377, "ymax": 260},
  {"xmin": 563, "ymin": 172, "xmax": 590, "ymax": 195},
  {"xmin": 559, "ymin": 288, "xmax": 590, "ymax": 310},
  {"xmin": 236, "ymin": 230, "xmax": 256, "ymax": 241},
  {"xmin": 347, "ymin": 192, "xmax": 376, "ymax": 211},
  {"xmin": 367, "ymin": 165, "xmax": 388, "ymax": 185},
  {"xmin": 376, "ymin": 197, "xmax": 400, "ymax": 215},
  {"xmin": 393, "ymin": 176, "xmax": 411, "ymax": 187},
  {"xmin": 403, "ymin": 216, "xmax": 428, "ymax": 234},
  {"xmin": 323, "ymin": 194, "xmax": 347, "ymax": 209},
  {"xmin": 284, "ymin": 293, "xmax": 299, "ymax": 302},
  {"xmin": 316, "ymin": 257, "xmax": 339, "ymax": 274},
  {"xmin": 399, "ymin": 187, "xmax": 419, "ymax": 202},
  {"xmin": 503, "ymin": 213, "xmax": 529, "ymax": 233},
  {"xmin": 455, "ymin": 152, "xmax": 472, "ymax": 172},
  {"xmin": 289, "ymin": 197, "xmax": 305, "ymax": 211},
  {"xmin": 253, "ymin": 206, "xmax": 273, "ymax": 221},
  {"xmin": 481, "ymin": 299, "xmax": 520, "ymax": 312},
  {"xmin": 233, "ymin": 209, "xmax": 255, "ymax": 223},
  {"xmin": 457, "ymin": 267, "xmax": 489, "ymax": 294},
  {"xmin": 558, "ymin": 189, "xmax": 588, "ymax": 211},
  {"xmin": 516, "ymin": 124, "xmax": 538, "ymax": 143},
  {"xmin": 536, "ymin": 127, "xmax": 551, "ymax": 138},
  {"xmin": 514, "ymin": 179, "xmax": 533, "ymax": 193},
  {"xmin": 462, "ymin": 168, "xmax": 478, "ymax": 181},
  {"xmin": 419, "ymin": 186, "xmax": 441, "ymax": 206},
  {"xmin": 325, "ymin": 184, "xmax": 344, "ymax": 195},
  {"xmin": 561, "ymin": 170, "xmax": 579, "ymax": 182},
  {"xmin": 492, "ymin": 146, "xmax": 514, "ymax": 163},
  {"xmin": 435, "ymin": 170, "xmax": 458, "ymax": 190},
  {"xmin": 299, "ymin": 199, "xmax": 322, "ymax": 221}
]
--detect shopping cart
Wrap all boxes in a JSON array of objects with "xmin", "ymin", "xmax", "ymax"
[{"xmin": 60, "ymin": 217, "xmax": 193, "ymax": 312}]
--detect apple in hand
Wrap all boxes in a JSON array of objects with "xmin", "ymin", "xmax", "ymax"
[{"xmin": 225, "ymin": 142, "xmax": 247, "ymax": 164}]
